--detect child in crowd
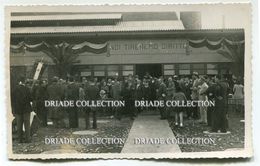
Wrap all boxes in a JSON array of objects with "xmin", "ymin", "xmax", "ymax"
[{"xmin": 172, "ymin": 85, "xmax": 187, "ymax": 127}]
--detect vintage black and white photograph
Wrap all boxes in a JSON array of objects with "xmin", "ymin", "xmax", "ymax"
[{"xmin": 6, "ymin": 4, "xmax": 252, "ymax": 159}]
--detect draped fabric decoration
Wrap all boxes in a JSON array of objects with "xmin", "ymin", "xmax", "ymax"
[
  {"xmin": 10, "ymin": 41, "xmax": 50, "ymax": 53},
  {"xmin": 10, "ymin": 41, "xmax": 108, "ymax": 54},
  {"xmin": 10, "ymin": 41, "xmax": 108, "ymax": 79},
  {"xmin": 188, "ymin": 37, "xmax": 245, "ymax": 50},
  {"xmin": 72, "ymin": 41, "xmax": 107, "ymax": 54}
]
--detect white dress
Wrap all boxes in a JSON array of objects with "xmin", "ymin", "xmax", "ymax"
[
  {"xmin": 233, "ymin": 84, "xmax": 244, "ymax": 99},
  {"xmin": 233, "ymin": 84, "xmax": 244, "ymax": 105}
]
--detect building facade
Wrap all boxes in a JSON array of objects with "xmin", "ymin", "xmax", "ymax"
[{"xmin": 10, "ymin": 12, "xmax": 244, "ymax": 81}]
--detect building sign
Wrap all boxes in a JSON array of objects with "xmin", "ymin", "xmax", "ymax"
[{"xmin": 109, "ymin": 39, "xmax": 187, "ymax": 55}]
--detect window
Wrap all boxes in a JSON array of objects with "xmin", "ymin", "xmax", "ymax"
[
  {"xmin": 107, "ymin": 65, "xmax": 119, "ymax": 76},
  {"xmin": 122, "ymin": 65, "xmax": 134, "ymax": 76},
  {"xmin": 193, "ymin": 64, "xmax": 204, "ymax": 69},
  {"xmin": 192, "ymin": 64, "xmax": 205, "ymax": 75},
  {"xmin": 93, "ymin": 65, "xmax": 105, "ymax": 77},
  {"xmin": 163, "ymin": 64, "xmax": 175, "ymax": 76},
  {"xmin": 207, "ymin": 64, "xmax": 218, "ymax": 75},
  {"xmin": 94, "ymin": 71, "xmax": 105, "ymax": 76},
  {"xmin": 207, "ymin": 64, "xmax": 218, "ymax": 69},
  {"xmin": 107, "ymin": 65, "xmax": 119, "ymax": 71},
  {"xmin": 108, "ymin": 71, "xmax": 119, "ymax": 76},
  {"xmin": 81, "ymin": 71, "xmax": 91, "ymax": 76},
  {"xmin": 80, "ymin": 66, "xmax": 92, "ymax": 76},
  {"xmin": 207, "ymin": 70, "xmax": 218, "ymax": 75},
  {"xmin": 164, "ymin": 64, "xmax": 174, "ymax": 70},
  {"xmin": 164, "ymin": 70, "xmax": 175, "ymax": 75},
  {"xmin": 122, "ymin": 65, "xmax": 134, "ymax": 70},
  {"xmin": 179, "ymin": 64, "xmax": 190, "ymax": 70},
  {"xmin": 123, "ymin": 71, "xmax": 133, "ymax": 76},
  {"xmin": 93, "ymin": 65, "xmax": 105, "ymax": 71},
  {"xmin": 179, "ymin": 64, "xmax": 191, "ymax": 75},
  {"xmin": 179, "ymin": 70, "xmax": 190, "ymax": 75}
]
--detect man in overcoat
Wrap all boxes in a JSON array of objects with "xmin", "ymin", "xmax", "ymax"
[
  {"xmin": 47, "ymin": 77, "xmax": 65, "ymax": 128},
  {"xmin": 157, "ymin": 78, "xmax": 167, "ymax": 119},
  {"xmin": 12, "ymin": 77, "xmax": 32, "ymax": 143},
  {"xmin": 67, "ymin": 77, "xmax": 79, "ymax": 128},
  {"xmin": 211, "ymin": 75, "xmax": 228, "ymax": 133},
  {"xmin": 85, "ymin": 78, "xmax": 99, "ymax": 129}
]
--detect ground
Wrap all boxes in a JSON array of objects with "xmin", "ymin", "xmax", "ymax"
[
  {"xmin": 12, "ymin": 117, "xmax": 133, "ymax": 154},
  {"xmin": 168, "ymin": 110, "xmax": 245, "ymax": 152},
  {"xmin": 12, "ymin": 108, "xmax": 245, "ymax": 154}
]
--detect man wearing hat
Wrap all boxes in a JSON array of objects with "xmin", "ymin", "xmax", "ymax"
[
  {"xmin": 67, "ymin": 77, "xmax": 79, "ymax": 128},
  {"xmin": 191, "ymin": 72, "xmax": 200, "ymax": 119},
  {"xmin": 85, "ymin": 78, "xmax": 99, "ymax": 129},
  {"xmin": 111, "ymin": 78, "xmax": 122, "ymax": 120},
  {"xmin": 211, "ymin": 75, "xmax": 228, "ymax": 133},
  {"xmin": 157, "ymin": 78, "xmax": 167, "ymax": 119},
  {"xmin": 12, "ymin": 77, "xmax": 32, "ymax": 143},
  {"xmin": 47, "ymin": 76, "xmax": 65, "ymax": 128}
]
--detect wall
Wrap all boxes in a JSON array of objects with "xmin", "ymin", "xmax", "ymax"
[
  {"xmin": 76, "ymin": 39, "xmax": 232, "ymax": 65},
  {"xmin": 10, "ymin": 39, "xmax": 233, "ymax": 66}
]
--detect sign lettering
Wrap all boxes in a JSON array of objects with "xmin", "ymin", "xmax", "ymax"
[{"xmin": 109, "ymin": 40, "xmax": 187, "ymax": 55}]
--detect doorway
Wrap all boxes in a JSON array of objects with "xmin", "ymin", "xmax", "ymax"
[{"xmin": 135, "ymin": 64, "xmax": 162, "ymax": 79}]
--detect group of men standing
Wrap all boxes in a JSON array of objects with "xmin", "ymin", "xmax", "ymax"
[
  {"xmin": 11, "ymin": 71, "xmax": 237, "ymax": 143},
  {"xmin": 190, "ymin": 73, "xmax": 230, "ymax": 133}
]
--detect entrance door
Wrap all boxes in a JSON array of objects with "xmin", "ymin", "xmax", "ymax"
[{"xmin": 135, "ymin": 64, "xmax": 162, "ymax": 79}]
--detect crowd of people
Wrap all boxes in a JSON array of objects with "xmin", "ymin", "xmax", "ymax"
[{"xmin": 11, "ymin": 72, "xmax": 244, "ymax": 143}]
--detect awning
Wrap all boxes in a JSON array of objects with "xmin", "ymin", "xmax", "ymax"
[
  {"xmin": 11, "ymin": 20, "xmax": 185, "ymax": 34},
  {"xmin": 11, "ymin": 14, "xmax": 122, "ymax": 21}
]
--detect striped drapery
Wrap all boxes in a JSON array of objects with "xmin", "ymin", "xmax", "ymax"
[
  {"xmin": 188, "ymin": 37, "xmax": 245, "ymax": 50},
  {"xmin": 10, "ymin": 41, "xmax": 108, "ymax": 54}
]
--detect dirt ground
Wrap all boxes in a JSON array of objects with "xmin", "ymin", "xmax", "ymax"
[
  {"xmin": 12, "ymin": 108, "xmax": 245, "ymax": 154},
  {"xmin": 168, "ymin": 109, "xmax": 245, "ymax": 152},
  {"xmin": 12, "ymin": 117, "xmax": 133, "ymax": 154}
]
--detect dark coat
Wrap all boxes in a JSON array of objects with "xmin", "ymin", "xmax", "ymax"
[
  {"xmin": 111, "ymin": 81, "xmax": 121, "ymax": 99},
  {"xmin": 149, "ymin": 81, "xmax": 157, "ymax": 100},
  {"xmin": 220, "ymin": 81, "xmax": 229, "ymax": 103},
  {"xmin": 47, "ymin": 82, "xmax": 65, "ymax": 119},
  {"xmin": 12, "ymin": 84, "xmax": 32, "ymax": 114},
  {"xmin": 157, "ymin": 82, "xmax": 167, "ymax": 100},
  {"xmin": 34, "ymin": 85, "xmax": 49, "ymax": 114},
  {"xmin": 212, "ymin": 82, "xmax": 228, "ymax": 131},
  {"xmin": 35, "ymin": 85, "xmax": 48, "ymax": 102},
  {"xmin": 215, "ymin": 83, "xmax": 225, "ymax": 104},
  {"xmin": 182, "ymin": 82, "xmax": 192, "ymax": 100},
  {"xmin": 142, "ymin": 86, "xmax": 151, "ymax": 100},
  {"xmin": 66, "ymin": 82, "xmax": 79, "ymax": 101},
  {"xmin": 122, "ymin": 84, "xmax": 135, "ymax": 109},
  {"xmin": 85, "ymin": 84, "xmax": 99, "ymax": 100},
  {"xmin": 122, "ymin": 83, "xmax": 135, "ymax": 100},
  {"xmin": 135, "ymin": 84, "xmax": 144, "ymax": 100},
  {"xmin": 47, "ymin": 82, "xmax": 63, "ymax": 100},
  {"xmin": 205, "ymin": 83, "xmax": 217, "ymax": 101}
]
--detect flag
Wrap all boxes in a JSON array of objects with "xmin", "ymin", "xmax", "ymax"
[{"xmin": 33, "ymin": 62, "xmax": 43, "ymax": 80}]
